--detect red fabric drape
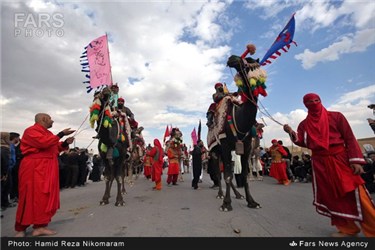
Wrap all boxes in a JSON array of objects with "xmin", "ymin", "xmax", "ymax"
[
  {"xmin": 15, "ymin": 123, "xmax": 67, "ymax": 226},
  {"xmin": 303, "ymin": 93, "xmax": 329, "ymax": 150}
]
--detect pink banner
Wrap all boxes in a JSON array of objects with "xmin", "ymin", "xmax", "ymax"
[
  {"xmin": 191, "ymin": 127, "xmax": 197, "ymax": 146},
  {"xmin": 87, "ymin": 35, "xmax": 112, "ymax": 88}
]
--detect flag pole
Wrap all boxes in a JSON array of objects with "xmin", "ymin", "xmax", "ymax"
[{"xmin": 105, "ymin": 32, "xmax": 113, "ymax": 86}]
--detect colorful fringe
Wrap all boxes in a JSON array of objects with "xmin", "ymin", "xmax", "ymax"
[
  {"xmin": 234, "ymin": 65, "xmax": 268, "ymax": 98},
  {"xmin": 89, "ymin": 98, "xmax": 113, "ymax": 128}
]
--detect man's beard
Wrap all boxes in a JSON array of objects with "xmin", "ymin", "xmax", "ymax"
[{"xmin": 118, "ymin": 104, "xmax": 124, "ymax": 109}]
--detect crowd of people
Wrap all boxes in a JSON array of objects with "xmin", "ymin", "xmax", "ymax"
[
  {"xmin": 1, "ymin": 132, "xmax": 21, "ymax": 214},
  {"xmin": 58, "ymin": 148, "xmax": 104, "ymax": 189},
  {"xmin": 260, "ymin": 146, "xmax": 312, "ymax": 184}
]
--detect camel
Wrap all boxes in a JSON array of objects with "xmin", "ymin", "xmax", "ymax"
[
  {"xmin": 89, "ymin": 87, "xmax": 132, "ymax": 206},
  {"xmin": 207, "ymin": 53, "xmax": 266, "ymax": 211}
]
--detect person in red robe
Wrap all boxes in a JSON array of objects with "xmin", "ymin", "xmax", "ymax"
[
  {"xmin": 268, "ymin": 139, "xmax": 290, "ymax": 185},
  {"xmin": 148, "ymin": 139, "xmax": 163, "ymax": 190},
  {"xmin": 166, "ymin": 143, "xmax": 181, "ymax": 185},
  {"xmin": 14, "ymin": 113, "xmax": 75, "ymax": 237},
  {"xmin": 143, "ymin": 145, "xmax": 152, "ymax": 179},
  {"xmin": 284, "ymin": 93, "xmax": 375, "ymax": 237}
]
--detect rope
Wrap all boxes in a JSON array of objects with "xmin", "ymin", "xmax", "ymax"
[
  {"xmin": 257, "ymin": 99, "xmax": 284, "ymax": 126},
  {"xmin": 73, "ymin": 126, "xmax": 90, "ymax": 137},
  {"xmin": 85, "ymin": 138, "xmax": 96, "ymax": 149},
  {"xmin": 232, "ymin": 105, "xmax": 248, "ymax": 136},
  {"xmin": 72, "ymin": 113, "xmax": 89, "ymax": 138}
]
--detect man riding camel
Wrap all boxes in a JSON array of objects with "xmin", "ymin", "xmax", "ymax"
[
  {"xmin": 116, "ymin": 97, "xmax": 138, "ymax": 130},
  {"xmin": 206, "ymin": 82, "xmax": 227, "ymax": 128},
  {"xmin": 206, "ymin": 82, "xmax": 240, "ymax": 128}
]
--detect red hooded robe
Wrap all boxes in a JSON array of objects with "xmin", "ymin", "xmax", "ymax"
[
  {"xmin": 15, "ymin": 123, "xmax": 68, "ymax": 226},
  {"xmin": 290, "ymin": 93, "xmax": 370, "ymax": 225},
  {"xmin": 148, "ymin": 139, "xmax": 163, "ymax": 183}
]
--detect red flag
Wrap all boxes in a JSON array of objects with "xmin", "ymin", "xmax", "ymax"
[
  {"xmin": 191, "ymin": 127, "xmax": 197, "ymax": 146},
  {"xmin": 163, "ymin": 125, "xmax": 170, "ymax": 142}
]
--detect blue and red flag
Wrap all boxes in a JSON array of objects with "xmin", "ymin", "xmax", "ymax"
[{"xmin": 259, "ymin": 13, "xmax": 297, "ymax": 66}]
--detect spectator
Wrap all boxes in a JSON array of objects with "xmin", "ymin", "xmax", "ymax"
[
  {"xmin": 294, "ymin": 153, "xmax": 311, "ymax": 183},
  {"xmin": 58, "ymin": 150, "xmax": 69, "ymax": 189},
  {"xmin": 1, "ymin": 132, "xmax": 11, "ymax": 211},
  {"xmin": 290, "ymin": 155, "xmax": 303, "ymax": 182},
  {"xmin": 278, "ymin": 140, "xmax": 293, "ymax": 181},
  {"xmin": 261, "ymin": 148, "xmax": 271, "ymax": 176},
  {"xmin": 89, "ymin": 154, "xmax": 103, "ymax": 182},
  {"xmin": 367, "ymin": 104, "xmax": 375, "ymax": 134},
  {"xmin": 65, "ymin": 148, "xmax": 80, "ymax": 188},
  {"xmin": 9, "ymin": 132, "xmax": 20, "ymax": 203},
  {"xmin": 232, "ymin": 151, "xmax": 243, "ymax": 187},
  {"xmin": 250, "ymin": 146, "xmax": 263, "ymax": 181},
  {"xmin": 361, "ymin": 152, "xmax": 375, "ymax": 194},
  {"xmin": 77, "ymin": 148, "xmax": 89, "ymax": 186}
]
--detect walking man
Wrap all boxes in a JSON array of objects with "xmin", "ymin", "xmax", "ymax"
[{"xmin": 192, "ymin": 140, "xmax": 204, "ymax": 190}]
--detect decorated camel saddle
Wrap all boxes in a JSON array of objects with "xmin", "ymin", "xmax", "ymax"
[
  {"xmin": 207, "ymin": 95, "xmax": 236, "ymax": 151},
  {"xmin": 89, "ymin": 87, "xmax": 133, "ymax": 155}
]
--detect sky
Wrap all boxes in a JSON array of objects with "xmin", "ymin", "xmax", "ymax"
[{"xmin": 1, "ymin": 0, "xmax": 374, "ymax": 153}]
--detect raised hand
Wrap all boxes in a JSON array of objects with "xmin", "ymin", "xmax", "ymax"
[
  {"xmin": 65, "ymin": 137, "xmax": 75, "ymax": 145},
  {"xmin": 283, "ymin": 124, "xmax": 293, "ymax": 134},
  {"xmin": 62, "ymin": 128, "xmax": 75, "ymax": 136}
]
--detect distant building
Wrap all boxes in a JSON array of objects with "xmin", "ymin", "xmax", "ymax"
[{"xmin": 358, "ymin": 137, "xmax": 375, "ymax": 155}]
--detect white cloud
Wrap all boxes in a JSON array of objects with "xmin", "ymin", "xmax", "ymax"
[
  {"xmin": 244, "ymin": 0, "xmax": 295, "ymax": 18},
  {"xmin": 294, "ymin": 28, "xmax": 375, "ymax": 69},
  {"xmin": 336, "ymin": 85, "xmax": 375, "ymax": 104},
  {"xmin": 1, "ymin": 1, "xmax": 232, "ymax": 149},
  {"xmin": 296, "ymin": 0, "xmax": 375, "ymax": 31},
  {"xmin": 189, "ymin": 1, "xmax": 228, "ymax": 43},
  {"xmin": 296, "ymin": 1, "xmax": 341, "ymax": 31},
  {"xmin": 337, "ymin": 0, "xmax": 375, "ymax": 29}
]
